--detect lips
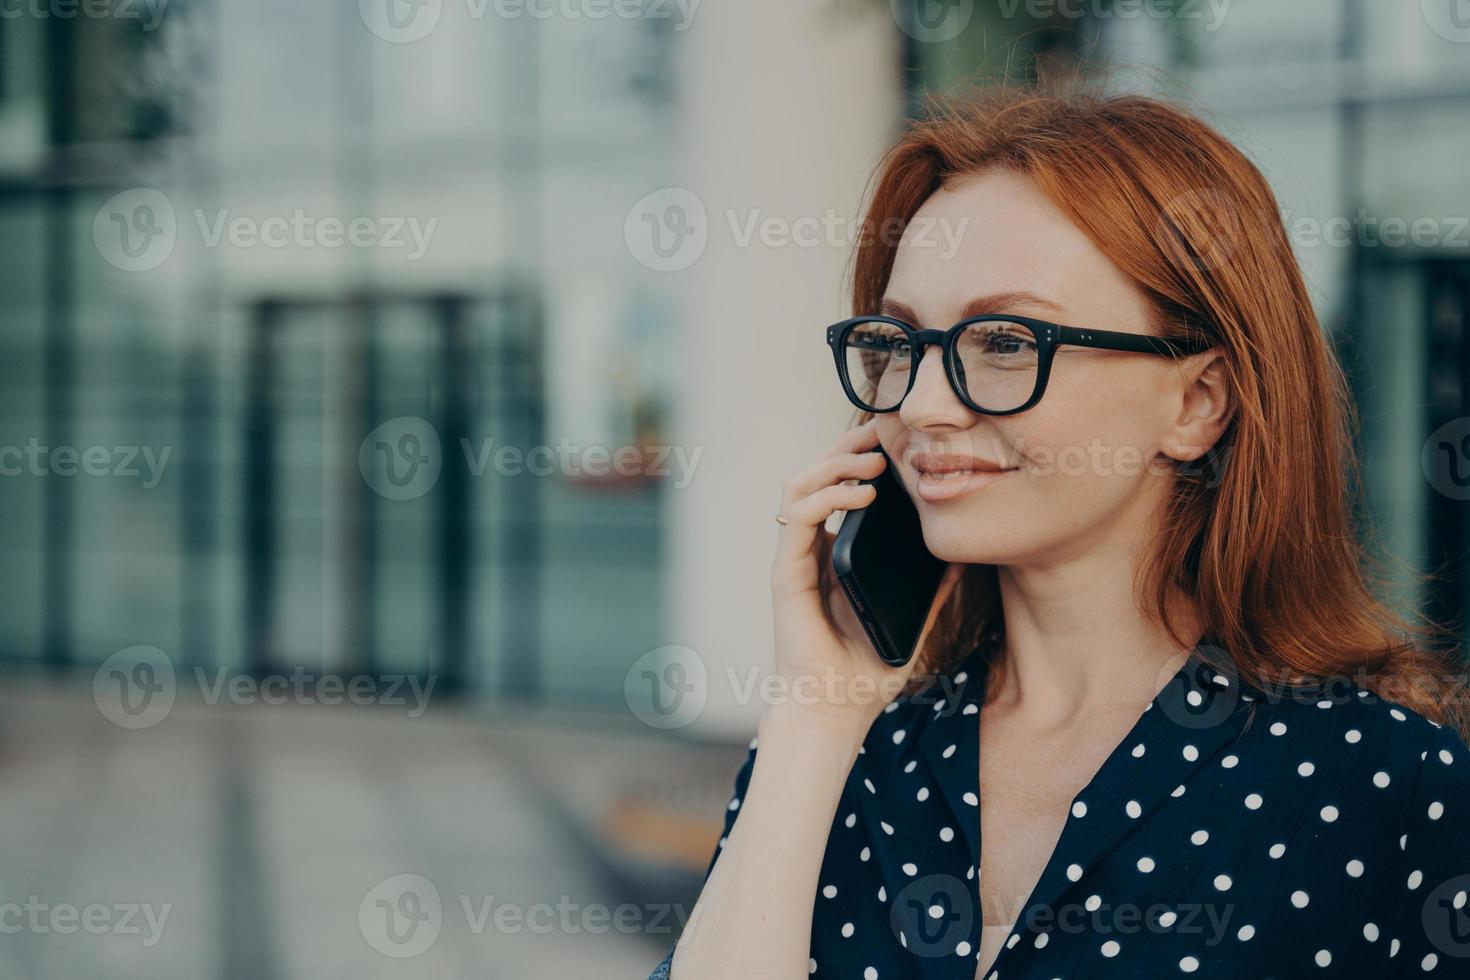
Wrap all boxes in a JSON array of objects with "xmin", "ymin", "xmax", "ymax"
[
  {"xmin": 908, "ymin": 451, "xmax": 1018, "ymax": 503},
  {"xmin": 910, "ymin": 452, "xmax": 1015, "ymax": 476}
]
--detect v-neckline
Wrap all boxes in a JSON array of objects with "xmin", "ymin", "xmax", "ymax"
[{"xmin": 918, "ymin": 636, "xmax": 1258, "ymax": 978}]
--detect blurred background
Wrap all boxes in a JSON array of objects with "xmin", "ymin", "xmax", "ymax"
[{"xmin": 0, "ymin": 0, "xmax": 1467, "ymax": 976}]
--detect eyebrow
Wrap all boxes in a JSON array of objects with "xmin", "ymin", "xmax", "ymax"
[{"xmin": 878, "ymin": 291, "xmax": 1064, "ymax": 325}]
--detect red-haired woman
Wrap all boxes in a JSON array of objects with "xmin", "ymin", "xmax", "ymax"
[{"xmin": 651, "ymin": 82, "xmax": 1470, "ymax": 979}]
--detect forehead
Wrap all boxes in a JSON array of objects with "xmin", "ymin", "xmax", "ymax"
[{"xmin": 886, "ymin": 168, "xmax": 1137, "ymax": 325}]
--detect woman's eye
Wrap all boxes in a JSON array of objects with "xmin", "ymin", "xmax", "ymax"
[{"xmin": 988, "ymin": 333, "xmax": 1034, "ymax": 355}]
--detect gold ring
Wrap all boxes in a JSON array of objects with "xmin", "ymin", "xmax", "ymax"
[{"xmin": 775, "ymin": 513, "xmax": 789, "ymax": 525}]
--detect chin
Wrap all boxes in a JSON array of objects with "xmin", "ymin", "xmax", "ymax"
[{"xmin": 918, "ymin": 518, "xmax": 1016, "ymax": 566}]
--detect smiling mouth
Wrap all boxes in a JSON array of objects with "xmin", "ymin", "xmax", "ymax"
[{"xmin": 909, "ymin": 455, "xmax": 1019, "ymax": 503}]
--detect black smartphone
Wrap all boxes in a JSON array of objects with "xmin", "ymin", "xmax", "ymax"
[{"xmin": 831, "ymin": 448, "xmax": 949, "ymax": 667}]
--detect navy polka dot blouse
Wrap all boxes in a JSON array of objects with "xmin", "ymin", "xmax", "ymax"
[{"xmin": 649, "ymin": 640, "xmax": 1470, "ymax": 978}]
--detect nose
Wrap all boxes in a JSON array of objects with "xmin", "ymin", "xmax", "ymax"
[{"xmin": 898, "ymin": 339, "xmax": 976, "ymax": 431}]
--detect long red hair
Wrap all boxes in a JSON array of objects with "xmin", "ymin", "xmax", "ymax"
[{"xmin": 816, "ymin": 79, "xmax": 1467, "ymax": 734}]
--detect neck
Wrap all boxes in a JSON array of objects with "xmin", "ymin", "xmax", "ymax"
[{"xmin": 986, "ymin": 549, "xmax": 1202, "ymax": 730}]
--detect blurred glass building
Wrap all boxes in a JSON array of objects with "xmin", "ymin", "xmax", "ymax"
[
  {"xmin": 0, "ymin": 2, "xmax": 1466, "ymax": 978},
  {"xmin": 0, "ymin": 2, "xmax": 682, "ymax": 702},
  {"xmin": 0, "ymin": 0, "xmax": 1464, "ymax": 713}
]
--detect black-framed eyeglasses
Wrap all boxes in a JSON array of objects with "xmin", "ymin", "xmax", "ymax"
[{"xmin": 826, "ymin": 314, "xmax": 1215, "ymax": 416}]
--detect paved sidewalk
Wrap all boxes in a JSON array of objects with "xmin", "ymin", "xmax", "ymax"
[{"xmin": 0, "ymin": 678, "xmax": 723, "ymax": 980}]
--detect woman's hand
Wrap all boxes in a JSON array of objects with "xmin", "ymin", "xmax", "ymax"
[
  {"xmin": 769, "ymin": 418, "xmax": 957, "ymax": 737},
  {"xmin": 666, "ymin": 420, "xmax": 962, "ymax": 980}
]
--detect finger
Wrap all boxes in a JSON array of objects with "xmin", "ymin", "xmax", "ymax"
[
  {"xmin": 817, "ymin": 417, "xmax": 883, "ymax": 461},
  {"xmin": 773, "ymin": 481, "xmax": 877, "ymax": 572},
  {"xmin": 780, "ymin": 451, "xmax": 886, "ymax": 515}
]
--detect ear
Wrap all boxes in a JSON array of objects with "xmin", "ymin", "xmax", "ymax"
[{"xmin": 1161, "ymin": 351, "xmax": 1234, "ymax": 463}]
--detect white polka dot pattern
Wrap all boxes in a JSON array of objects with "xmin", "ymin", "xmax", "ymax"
[{"xmin": 646, "ymin": 644, "xmax": 1470, "ymax": 980}]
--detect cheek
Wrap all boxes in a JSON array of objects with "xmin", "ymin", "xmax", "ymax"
[
  {"xmin": 1013, "ymin": 362, "xmax": 1164, "ymax": 478},
  {"xmin": 875, "ymin": 416, "xmax": 905, "ymax": 448},
  {"xmin": 976, "ymin": 372, "xmax": 1163, "ymax": 541},
  {"xmin": 880, "ymin": 368, "xmax": 1168, "ymax": 561}
]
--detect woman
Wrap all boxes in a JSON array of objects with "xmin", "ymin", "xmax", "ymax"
[{"xmin": 648, "ymin": 82, "xmax": 1470, "ymax": 978}]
